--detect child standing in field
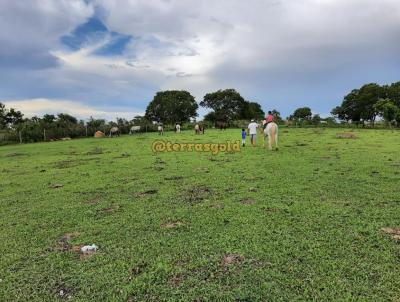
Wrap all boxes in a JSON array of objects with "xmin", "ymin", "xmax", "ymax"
[{"xmin": 241, "ymin": 128, "xmax": 246, "ymax": 147}]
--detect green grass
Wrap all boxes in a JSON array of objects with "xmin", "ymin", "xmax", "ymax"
[{"xmin": 0, "ymin": 128, "xmax": 399, "ymax": 301}]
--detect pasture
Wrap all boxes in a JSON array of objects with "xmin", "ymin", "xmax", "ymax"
[{"xmin": 0, "ymin": 128, "xmax": 399, "ymax": 301}]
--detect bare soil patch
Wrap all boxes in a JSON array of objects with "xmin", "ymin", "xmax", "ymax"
[
  {"xmin": 161, "ymin": 221, "xmax": 183, "ymax": 229},
  {"xmin": 136, "ymin": 189, "xmax": 158, "ymax": 197},
  {"xmin": 381, "ymin": 227, "xmax": 400, "ymax": 240},
  {"xmin": 336, "ymin": 132, "xmax": 356, "ymax": 139},
  {"xmin": 85, "ymin": 196, "xmax": 102, "ymax": 205},
  {"xmin": 240, "ymin": 198, "xmax": 256, "ymax": 205},
  {"xmin": 49, "ymin": 184, "xmax": 63, "ymax": 189},
  {"xmin": 222, "ymin": 254, "xmax": 244, "ymax": 266},
  {"xmin": 184, "ymin": 185, "xmax": 212, "ymax": 204},
  {"xmin": 87, "ymin": 147, "xmax": 103, "ymax": 155},
  {"xmin": 164, "ymin": 176, "xmax": 183, "ymax": 181}
]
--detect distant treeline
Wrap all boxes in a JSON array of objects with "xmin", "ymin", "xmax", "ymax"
[{"xmin": 1, "ymin": 83, "xmax": 399, "ymax": 144}]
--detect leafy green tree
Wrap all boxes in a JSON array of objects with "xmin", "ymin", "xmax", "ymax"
[
  {"xmin": 0, "ymin": 102, "xmax": 8, "ymax": 129},
  {"xmin": 240, "ymin": 101, "xmax": 264, "ymax": 120},
  {"xmin": 312, "ymin": 114, "xmax": 321, "ymax": 125},
  {"xmin": 203, "ymin": 111, "xmax": 217, "ymax": 123},
  {"xmin": 42, "ymin": 114, "xmax": 56, "ymax": 124},
  {"xmin": 291, "ymin": 107, "xmax": 312, "ymax": 122},
  {"xmin": 374, "ymin": 99, "xmax": 398, "ymax": 126},
  {"xmin": 386, "ymin": 81, "xmax": 400, "ymax": 107},
  {"xmin": 200, "ymin": 89, "xmax": 245, "ymax": 122},
  {"xmin": 145, "ymin": 90, "xmax": 198, "ymax": 124},
  {"xmin": 332, "ymin": 83, "xmax": 386, "ymax": 124},
  {"xmin": 6, "ymin": 108, "xmax": 24, "ymax": 128}
]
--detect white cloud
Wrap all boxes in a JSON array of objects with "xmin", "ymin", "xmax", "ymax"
[
  {"xmin": 3, "ymin": 99, "xmax": 144, "ymax": 121},
  {"xmin": 1, "ymin": 0, "xmax": 400, "ymax": 117}
]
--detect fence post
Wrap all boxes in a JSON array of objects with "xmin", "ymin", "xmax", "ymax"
[
  {"xmin": 43, "ymin": 129, "xmax": 46, "ymax": 141},
  {"xmin": 19, "ymin": 131, "xmax": 22, "ymax": 144}
]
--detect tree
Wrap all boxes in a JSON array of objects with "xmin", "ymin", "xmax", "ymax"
[
  {"xmin": 332, "ymin": 83, "xmax": 386, "ymax": 124},
  {"xmin": 42, "ymin": 114, "xmax": 56, "ymax": 124},
  {"xmin": 6, "ymin": 108, "xmax": 24, "ymax": 128},
  {"xmin": 312, "ymin": 114, "xmax": 321, "ymax": 125},
  {"xmin": 145, "ymin": 90, "xmax": 198, "ymax": 124},
  {"xmin": 291, "ymin": 107, "xmax": 312, "ymax": 122},
  {"xmin": 240, "ymin": 101, "xmax": 264, "ymax": 120},
  {"xmin": 200, "ymin": 89, "xmax": 246, "ymax": 122},
  {"xmin": 386, "ymin": 81, "xmax": 400, "ymax": 107},
  {"xmin": 0, "ymin": 102, "xmax": 7, "ymax": 129},
  {"xmin": 374, "ymin": 99, "xmax": 398, "ymax": 126}
]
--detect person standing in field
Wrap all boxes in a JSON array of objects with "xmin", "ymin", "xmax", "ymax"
[
  {"xmin": 158, "ymin": 123, "xmax": 164, "ymax": 135},
  {"xmin": 248, "ymin": 119, "xmax": 259, "ymax": 146},
  {"xmin": 241, "ymin": 128, "xmax": 247, "ymax": 147}
]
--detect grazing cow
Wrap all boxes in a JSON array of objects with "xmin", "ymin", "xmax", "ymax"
[
  {"xmin": 263, "ymin": 122, "xmax": 278, "ymax": 150},
  {"xmin": 129, "ymin": 125, "xmax": 141, "ymax": 135},
  {"xmin": 109, "ymin": 127, "xmax": 120, "ymax": 137},
  {"xmin": 215, "ymin": 121, "xmax": 228, "ymax": 130}
]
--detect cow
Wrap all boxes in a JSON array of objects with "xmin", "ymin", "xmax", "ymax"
[{"xmin": 215, "ymin": 121, "xmax": 228, "ymax": 130}]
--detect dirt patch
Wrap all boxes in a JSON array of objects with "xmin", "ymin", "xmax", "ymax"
[
  {"xmin": 129, "ymin": 263, "xmax": 148, "ymax": 280},
  {"xmin": 99, "ymin": 204, "xmax": 120, "ymax": 213},
  {"xmin": 164, "ymin": 176, "xmax": 183, "ymax": 181},
  {"xmin": 87, "ymin": 147, "xmax": 103, "ymax": 155},
  {"xmin": 195, "ymin": 167, "xmax": 210, "ymax": 173},
  {"xmin": 52, "ymin": 232, "xmax": 80, "ymax": 252},
  {"xmin": 49, "ymin": 184, "xmax": 63, "ymax": 189},
  {"xmin": 240, "ymin": 198, "xmax": 255, "ymax": 205},
  {"xmin": 54, "ymin": 160, "xmax": 79, "ymax": 169},
  {"xmin": 210, "ymin": 203, "xmax": 224, "ymax": 209},
  {"xmin": 136, "ymin": 189, "xmax": 158, "ymax": 197},
  {"xmin": 161, "ymin": 221, "xmax": 183, "ymax": 229},
  {"xmin": 85, "ymin": 196, "xmax": 102, "ymax": 205},
  {"xmin": 381, "ymin": 227, "xmax": 400, "ymax": 240},
  {"xmin": 336, "ymin": 132, "xmax": 356, "ymax": 139},
  {"xmin": 222, "ymin": 254, "xmax": 244, "ymax": 266},
  {"xmin": 5, "ymin": 152, "xmax": 25, "ymax": 157},
  {"xmin": 184, "ymin": 185, "xmax": 212, "ymax": 204},
  {"xmin": 168, "ymin": 275, "xmax": 184, "ymax": 287}
]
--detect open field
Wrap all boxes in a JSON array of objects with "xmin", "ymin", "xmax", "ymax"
[{"xmin": 1, "ymin": 128, "xmax": 399, "ymax": 301}]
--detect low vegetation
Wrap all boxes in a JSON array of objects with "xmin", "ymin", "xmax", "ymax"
[{"xmin": 1, "ymin": 128, "xmax": 399, "ymax": 301}]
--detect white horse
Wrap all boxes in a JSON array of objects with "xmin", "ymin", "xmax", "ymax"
[
  {"xmin": 263, "ymin": 122, "xmax": 278, "ymax": 150},
  {"xmin": 109, "ymin": 127, "xmax": 120, "ymax": 137},
  {"xmin": 129, "ymin": 125, "xmax": 141, "ymax": 135}
]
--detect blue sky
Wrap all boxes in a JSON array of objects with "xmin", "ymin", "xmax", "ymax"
[{"xmin": 1, "ymin": 0, "xmax": 400, "ymax": 120}]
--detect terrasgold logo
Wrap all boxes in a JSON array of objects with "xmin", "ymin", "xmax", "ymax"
[{"xmin": 152, "ymin": 140, "xmax": 241, "ymax": 154}]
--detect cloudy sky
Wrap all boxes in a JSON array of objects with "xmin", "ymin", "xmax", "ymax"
[{"xmin": 1, "ymin": 0, "xmax": 400, "ymax": 120}]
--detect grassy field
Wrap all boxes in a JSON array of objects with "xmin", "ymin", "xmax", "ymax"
[{"xmin": 0, "ymin": 127, "xmax": 399, "ymax": 301}]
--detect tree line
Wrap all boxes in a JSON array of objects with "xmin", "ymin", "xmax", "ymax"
[{"xmin": 1, "ymin": 83, "xmax": 399, "ymax": 144}]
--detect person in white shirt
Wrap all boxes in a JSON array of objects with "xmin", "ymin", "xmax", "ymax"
[{"xmin": 248, "ymin": 119, "xmax": 259, "ymax": 146}]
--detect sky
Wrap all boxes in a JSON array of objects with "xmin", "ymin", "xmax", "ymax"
[{"xmin": 1, "ymin": 0, "xmax": 400, "ymax": 121}]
